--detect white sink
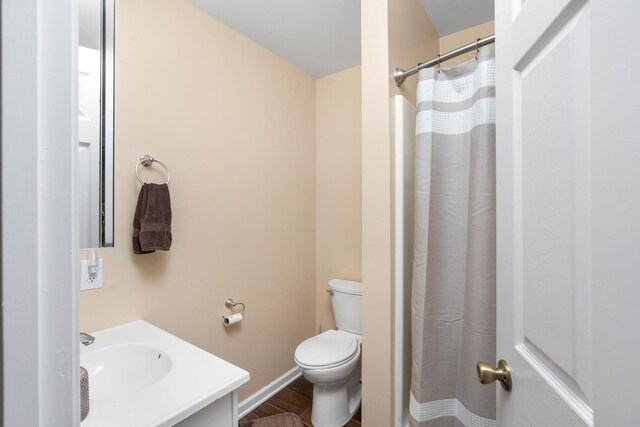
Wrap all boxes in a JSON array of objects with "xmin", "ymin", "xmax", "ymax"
[
  {"xmin": 81, "ymin": 343, "xmax": 172, "ymax": 400},
  {"xmin": 79, "ymin": 320, "xmax": 250, "ymax": 427}
]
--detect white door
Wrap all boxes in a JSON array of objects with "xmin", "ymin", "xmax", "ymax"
[{"xmin": 495, "ymin": 0, "xmax": 640, "ymax": 425}]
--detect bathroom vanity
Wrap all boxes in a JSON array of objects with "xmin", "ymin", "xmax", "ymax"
[{"xmin": 80, "ymin": 321, "xmax": 249, "ymax": 427}]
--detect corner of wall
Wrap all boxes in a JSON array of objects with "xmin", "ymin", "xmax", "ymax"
[
  {"xmin": 361, "ymin": 0, "xmax": 438, "ymax": 424},
  {"xmin": 315, "ymin": 66, "xmax": 363, "ymax": 335}
]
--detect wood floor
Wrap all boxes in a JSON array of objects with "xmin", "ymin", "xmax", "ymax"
[{"xmin": 240, "ymin": 376, "xmax": 361, "ymax": 427}]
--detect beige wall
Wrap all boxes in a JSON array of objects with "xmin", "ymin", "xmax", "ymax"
[
  {"xmin": 78, "ymin": 0, "xmax": 492, "ymax": 413},
  {"xmin": 79, "ymin": 0, "xmax": 317, "ymax": 400},
  {"xmin": 439, "ymin": 21, "xmax": 495, "ymax": 67},
  {"xmin": 361, "ymin": 0, "xmax": 438, "ymax": 424},
  {"xmin": 315, "ymin": 66, "xmax": 362, "ymax": 333}
]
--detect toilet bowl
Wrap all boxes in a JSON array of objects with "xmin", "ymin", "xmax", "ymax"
[{"xmin": 294, "ymin": 279, "xmax": 362, "ymax": 427}]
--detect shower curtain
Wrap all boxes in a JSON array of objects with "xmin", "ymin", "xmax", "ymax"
[{"xmin": 410, "ymin": 45, "xmax": 496, "ymax": 427}]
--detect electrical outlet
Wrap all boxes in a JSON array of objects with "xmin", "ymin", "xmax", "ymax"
[{"xmin": 80, "ymin": 259, "xmax": 103, "ymax": 291}]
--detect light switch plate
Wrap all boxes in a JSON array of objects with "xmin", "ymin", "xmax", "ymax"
[{"xmin": 80, "ymin": 259, "xmax": 103, "ymax": 291}]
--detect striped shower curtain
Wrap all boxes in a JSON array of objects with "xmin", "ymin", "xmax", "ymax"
[{"xmin": 410, "ymin": 45, "xmax": 496, "ymax": 427}]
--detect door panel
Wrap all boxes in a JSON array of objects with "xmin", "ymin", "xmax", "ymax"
[
  {"xmin": 520, "ymin": 6, "xmax": 592, "ymax": 400},
  {"xmin": 512, "ymin": 0, "xmax": 586, "ymax": 69},
  {"xmin": 496, "ymin": 0, "xmax": 593, "ymax": 425}
]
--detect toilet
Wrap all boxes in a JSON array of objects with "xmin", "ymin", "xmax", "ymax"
[{"xmin": 295, "ymin": 279, "xmax": 362, "ymax": 427}]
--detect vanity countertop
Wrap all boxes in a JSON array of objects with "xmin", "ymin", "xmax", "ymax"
[{"xmin": 80, "ymin": 320, "xmax": 250, "ymax": 427}]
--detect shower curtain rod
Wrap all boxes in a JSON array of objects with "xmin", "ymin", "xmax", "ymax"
[{"xmin": 394, "ymin": 34, "xmax": 495, "ymax": 87}]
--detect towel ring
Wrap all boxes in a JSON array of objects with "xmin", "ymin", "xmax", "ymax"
[{"xmin": 136, "ymin": 154, "xmax": 171, "ymax": 185}]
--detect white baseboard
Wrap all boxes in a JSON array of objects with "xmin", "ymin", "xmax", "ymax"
[{"xmin": 238, "ymin": 366, "xmax": 302, "ymax": 418}]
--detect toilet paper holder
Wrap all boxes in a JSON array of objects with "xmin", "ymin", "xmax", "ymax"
[
  {"xmin": 222, "ymin": 298, "xmax": 246, "ymax": 327},
  {"xmin": 224, "ymin": 298, "xmax": 246, "ymax": 314}
]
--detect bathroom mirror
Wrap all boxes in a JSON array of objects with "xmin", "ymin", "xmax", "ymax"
[{"xmin": 78, "ymin": 0, "xmax": 115, "ymax": 248}]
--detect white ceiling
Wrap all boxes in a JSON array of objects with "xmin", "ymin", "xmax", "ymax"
[
  {"xmin": 188, "ymin": 0, "xmax": 361, "ymax": 78},
  {"xmin": 188, "ymin": 0, "xmax": 493, "ymax": 78},
  {"xmin": 420, "ymin": 0, "xmax": 494, "ymax": 36}
]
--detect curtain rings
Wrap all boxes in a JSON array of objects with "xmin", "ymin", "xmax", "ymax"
[
  {"xmin": 475, "ymin": 38, "xmax": 481, "ymax": 60},
  {"xmin": 436, "ymin": 54, "xmax": 441, "ymax": 73}
]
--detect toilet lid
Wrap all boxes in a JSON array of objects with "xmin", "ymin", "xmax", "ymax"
[{"xmin": 295, "ymin": 330, "xmax": 358, "ymax": 368}]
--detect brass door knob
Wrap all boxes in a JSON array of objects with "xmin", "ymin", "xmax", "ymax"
[{"xmin": 476, "ymin": 359, "xmax": 512, "ymax": 391}]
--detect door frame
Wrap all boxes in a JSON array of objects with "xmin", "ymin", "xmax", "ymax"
[
  {"xmin": 590, "ymin": 1, "xmax": 640, "ymax": 424},
  {"xmin": 2, "ymin": 0, "xmax": 79, "ymax": 425}
]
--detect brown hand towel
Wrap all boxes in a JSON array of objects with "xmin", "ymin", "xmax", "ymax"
[{"xmin": 132, "ymin": 183, "xmax": 172, "ymax": 254}]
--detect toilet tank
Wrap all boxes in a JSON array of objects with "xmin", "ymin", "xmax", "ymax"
[{"xmin": 328, "ymin": 279, "xmax": 362, "ymax": 335}]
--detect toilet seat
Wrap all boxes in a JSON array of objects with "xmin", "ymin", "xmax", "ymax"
[{"xmin": 295, "ymin": 330, "xmax": 359, "ymax": 369}]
